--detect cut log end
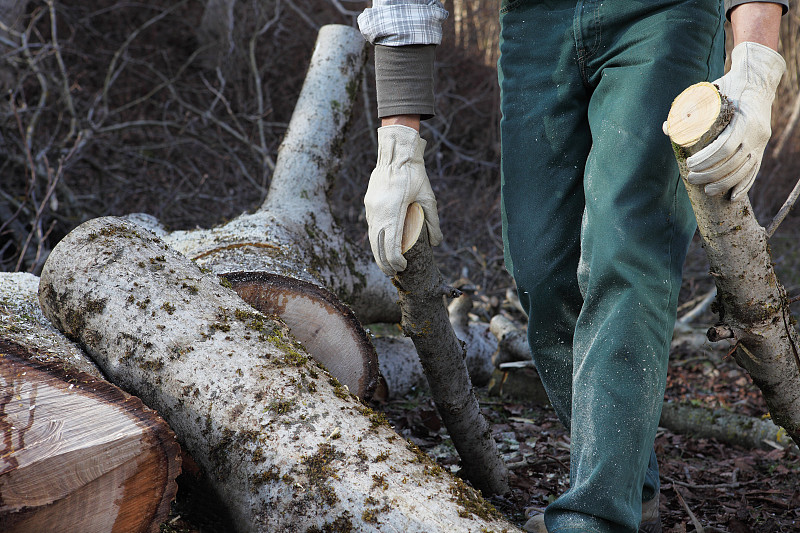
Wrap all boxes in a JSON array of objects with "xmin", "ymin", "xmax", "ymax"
[
  {"xmin": 666, "ymin": 81, "xmax": 724, "ymax": 148},
  {"xmin": 0, "ymin": 340, "xmax": 181, "ymax": 533},
  {"xmin": 219, "ymin": 272, "xmax": 382, "ymax": 402},
  {"xmin": 401, "ymin": 202, "xmax": 425, "ymax": 254}
]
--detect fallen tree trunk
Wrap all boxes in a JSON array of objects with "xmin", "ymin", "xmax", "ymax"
[
  {"xmin": 131, "ymin": 24, "xmax": 399, "ymax": 326},
  {"xmin": 38, "ymin": 216, "xmax": 521, "ymax": 533},
  {"xmin": 395, "ymin": 205, "xmax": 509, "ymax": 496},
  {"xmin": 660, "ymin": 401, "xmax": 797, "ymax": 453},
  {"xmin": 665, "ymin": 82, "xmax": 800, "ymax": 447}
]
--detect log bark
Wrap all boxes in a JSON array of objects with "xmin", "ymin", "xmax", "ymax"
[
  {"xmin": 447, "ymin": 294, "xmax": 497, "ymax": 387},
  {"xmin": 370, "ymin": 335, "xmax": 429, "ymax": 399},
  {"xmin": 141, "ymin": 25, "xmax": 399, "ymax": 325},
  {"xmin": 369, "ymin": 317, "xmax": 498, "ymax": 401},
  {"xmin": 666, "ymin": 82, "xmax": 800, "ymax": 447},
  {"xmin": 38, "ymin": 216, "xmax": 521, "ymax": 533},
  {"xmin": 395, "ymin": 205, "xmax": 510, "ymax": 496},
  {"xmin": 0, "ymin": 272, "xmax": 101, "ymax": 378},
  {"xmin": 660, "ymin": 402, "xmax": 797, "ymax": 453},
  {"xmin": 489, "ymin": 314, "xmax": 532, "ymax": 368},
  {"xmin": 0, "ymin": 339, "xmax": 180, "ymax": 533}
]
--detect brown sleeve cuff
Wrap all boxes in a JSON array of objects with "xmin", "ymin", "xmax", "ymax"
[
  {"xmin": 724, "ymin": 0, "xmax": 789, "ymax": 20},
  {"xmin": 374, "ymin": 44, "xmax": 436, "ymax": 120}
]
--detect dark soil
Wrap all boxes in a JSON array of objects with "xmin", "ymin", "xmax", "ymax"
[{"xmin": 381, "ymin": 339, "xmax": 799, "ymax": 533}]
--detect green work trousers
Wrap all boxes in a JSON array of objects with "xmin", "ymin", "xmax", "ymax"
[{"xmin": 498, "ymin": 0, "xmax": 725, "ymax": 531}]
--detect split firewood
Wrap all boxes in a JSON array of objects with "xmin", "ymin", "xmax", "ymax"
[
  {"xmin": 38, "ymin": 216, "xmax": 521, "ymax": 533},
  {"xmin": 1, "ymin": 272, "xmax": 180, "ymax": 533},
  {"xmin": 394, "ymin": 203, "xmax": 510, "ymax": 496},
  {"xmin": 0, "ymin": 339, "xmax": 180, "ymax": 533},
  {"xmin": 665, "ymin": 81, "xmax": 800, "ymax": 447},
  {"xmin": 130, "ymin": 25, "xmax": 400, "ymax": 326}
]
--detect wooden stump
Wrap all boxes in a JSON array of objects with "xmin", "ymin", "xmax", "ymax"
[{"xmin": 0, "ymin": 340, "xmax": 180, "ymax": 533}]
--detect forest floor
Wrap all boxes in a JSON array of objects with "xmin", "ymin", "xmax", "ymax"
[
  {"xmin": 380, "ymin": 337, "xmax": 800, "ymax": 533},
  {"xmin": 163, "ymin": 313, "xmax": 799, "ymax": 533}
]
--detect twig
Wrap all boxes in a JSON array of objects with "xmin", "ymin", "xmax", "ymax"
[
  {"xmin": 675, "ymin": 487, "xmax": 705, "ymax": 533},
  {"xmin": 101, "ymin": 1, "xmax": 187, "ymax": 109},
  {"xmin": 105, "ymin": 45, "xmax": 209, "ymax": 118},
  {"xmin": 46, "ymin": 0, "xmax": 77, "ymax": 143},
  {"xmin": 771, "ymin": 90, "xmax": 800, "ymax": 160},
  {"xmin": 766, "ymin": 175, "xmax": 800, "ymax": 237},
  {"xmin": 19, "ymin": 8, "xmax": 49, "ymax": 155},
  {"xmin": 329, "ymin": 0, "xmax": 363, "ymax": 19},
  {"xmin": 425, "ymin": 122, "xmax": 499, "ymax": 168},
  {"xmin": 14, "ymin": 132, "xmax": 83, "ymax": 273},
  {"xmin": 248, "ymin": 0, "xmax": 281, "ymax": 179},
  {"xmin": 285, "ymin": 1, "xmax": 319, "ymax": 31},
  {"xmin": 95, "ymin": 120, "xmax": 183, "ymax": 134},
  {"xmin": 677, "ymin": 286, "xmax": 717, "ymax": 325},
  {"xmin": 664, "ymin": 475, "xmax": 759, "ymax": 490}
]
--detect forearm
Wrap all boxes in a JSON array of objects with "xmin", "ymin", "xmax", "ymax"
[
  {"xmin": 729, "ymin": 2, "xmax": 783, "ymax": 50},
  {"xmin": 382, "ymin": 115, "xmax": 421, "ymax": 131}
]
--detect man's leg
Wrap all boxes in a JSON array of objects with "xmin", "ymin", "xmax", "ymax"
[
  {"xmin": 544, "ymin": 0, "xmax": 726, "ymax": 531},
  {"xmin": 499, "ymin": 0, "xmax": 590, "ymax": 431},
  {"xmin": 500, "ymin": 0, "xmax": 725, "ymax": 531}
]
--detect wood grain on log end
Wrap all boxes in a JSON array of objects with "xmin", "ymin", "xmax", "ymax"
[
  {"xmin": 666, "ymin": 81, "xmax": 723, "ymax": 148},
  {"xmin": 219, "ymin": 272, "xmax": 381, "ymax": 402},
  {"xmin": 0, "ymin": 340, "xmax": 180, "ymax": 533},
  {"xmin": 401, "ymin": 202, "xmax": 424, "ymax": 254}
]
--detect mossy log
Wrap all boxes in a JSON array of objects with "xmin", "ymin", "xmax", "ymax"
[
  {"xmin": 666, "ymin": 82, "xmax": 800, "ymax": 447},
  {"xmin": 131, "ymin": 25, "xmax": 399, "ymax": 325},
  {"xmin": 38, "ymin": 216, "xmax": 521, "ymax": 533},
  {"xmin": 394, "ymin": 204, "xmax": 510, "ymax": 496}
]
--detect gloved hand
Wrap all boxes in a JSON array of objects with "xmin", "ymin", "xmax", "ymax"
[
  {"xmin": 365, "ymin": 125, "xmax": 443, "ymax": 276},
  {"xmin": 686, "ymin": 42, "xmax": 785, "ymax": 201}
]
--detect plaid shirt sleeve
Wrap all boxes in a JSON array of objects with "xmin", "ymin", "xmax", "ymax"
[{"xmin": 358, "ymin": 1, "xmax": 449, "ymax": 46}]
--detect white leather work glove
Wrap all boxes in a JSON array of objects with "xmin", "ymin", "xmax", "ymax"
[
  {"xmin": 365, "ymin": 125, "xmax": 443, "ymax": 276},
  {"xmin": 686, "ymin": 42, "xmax": 785, "ymax": 201}
]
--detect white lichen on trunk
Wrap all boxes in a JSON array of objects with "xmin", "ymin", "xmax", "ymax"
[
  {"xmin": 146, "ymin": 25, "xmax": 399, "ymax": 325},
  {"xmin": 38, "ymin": 216, "xmax": 521, "ymax": 533}
]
